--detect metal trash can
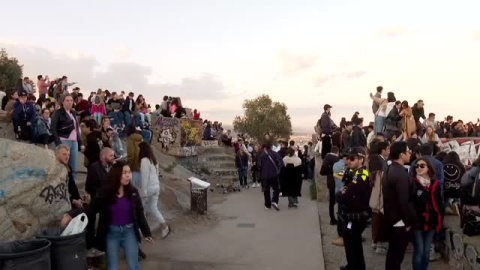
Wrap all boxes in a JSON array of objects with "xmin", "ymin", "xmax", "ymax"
[
  {"xmin": 191, "ymin": 184, "xmax": 208, "ymax": 214},
  {"xmin": 0, "ymin": 239, "xmax": 51, "ymax": 270}
]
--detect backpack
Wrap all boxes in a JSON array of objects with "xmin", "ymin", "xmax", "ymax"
[
  {"xmin": 314, "ymin": 119, "xmax": 322, "ymax": 135},
  {"xmin": 47, "ymin": 83, "xmax": 56, "ymax": 97},
  {"xmin": 460, "ymin": 166, "xmax": 480, "ymax": 205}
]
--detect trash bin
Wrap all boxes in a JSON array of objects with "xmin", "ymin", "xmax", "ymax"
[
  {"xmin": 0, "ymin": 239, "xmax": 51, "ymax": 270},
  {"xmin": 188, "ymin": 177, "xmax": 210, "ymax": 214},
  {"xmin": 37, "ymin": 228, "xmax": 87, "ymax": 270}
]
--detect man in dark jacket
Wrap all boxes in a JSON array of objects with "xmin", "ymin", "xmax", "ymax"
[
  {"xmin": 351, "ymin": 118, "xmax": 367, "ymax": 148},
  {"xmin": 320, "ymin": 104, "xmax": 337, "ymax": 159},
  {"xmin": 12, "ymin": 90, "xmax": 36, "ymax": 141},
  {"xmin": 336, "ymin": 147, "xmax": 371, "ymax": 270},
  {"xmin": 258, "ymin": 143, "xmax": 284, "ymax": 210},
  {"xmin": 85, "ymin": 148, "xmax": 115, "ymax": 250},
  {"xmin": 383, "ymin": 141, "xmax": 416, "ymax": 270},
  {"xmin": 321, "ymin": 146, "xmax": 340, "ymax": 225},
  {"xmin": 122, "ymin": 92, "xmax": 138, "ymax": 127},
  {"xmin": 56, "ymin": 145, "xmax": 84, "ymax": 209}
]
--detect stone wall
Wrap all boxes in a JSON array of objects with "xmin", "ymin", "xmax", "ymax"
[
  {"xmin": 150, "ymin": 115, "xmax": 203, "ymax": 157},
  {"xmin": 0, "ymin": 138, "xmax": 70, "ymax": 241}
]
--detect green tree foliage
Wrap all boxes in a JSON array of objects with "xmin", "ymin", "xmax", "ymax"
[
  {"xmin": 233, "ymin": 94, "xmax": 292, "ymax": 144},
  {"xmin": 0, "ymin": 49, "xmax": 23, "ymax": 92}
]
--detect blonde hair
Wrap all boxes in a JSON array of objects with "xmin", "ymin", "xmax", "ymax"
[{"xmin": 56, "ymin": 144, "xmax": 71, "ymax": 154}]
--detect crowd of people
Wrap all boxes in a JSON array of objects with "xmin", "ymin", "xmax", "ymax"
[{"xmin": 314, "ymin": 86, "xmax": 480, "ymax": 270}]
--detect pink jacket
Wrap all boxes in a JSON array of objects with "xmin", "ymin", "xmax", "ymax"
[{"xmin": 90, "ymin": 103, "xmax": 106, "ymax": 115}]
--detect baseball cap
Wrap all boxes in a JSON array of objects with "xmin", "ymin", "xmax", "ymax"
[
  {"xmin": 324, "ymin": 104, "xmax": 332, "ymax": 111},
  {"xmin": 346, "ymin": 147, "xmax": 367, "ymax": 158},
  {"xmin": 18, "ymin": 90, "xmax": 28, "ymax": 97}
]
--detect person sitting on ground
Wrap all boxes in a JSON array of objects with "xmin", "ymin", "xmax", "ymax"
[
  {"xmin": 90, "ymin": 96, "xmax": 106, "ymax": 126},
  {"xmin": 281, "ymin": 147, "xmax": 303, "ymax": 208},
  {"xmin": 106, "ymin": 92, "xmax": 124, "ymax": 127},
  {"xmin": 35, "ymin": 108, "xmax": 55, "ymax": 149},
  {"xmin": 56, "ymin": 144, "xmax": 84, "ymax": 209}
]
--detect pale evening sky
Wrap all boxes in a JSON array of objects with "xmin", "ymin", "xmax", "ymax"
[{"xmin": 1, "ymin": 0, "xmax": 480, "ymax": 133}]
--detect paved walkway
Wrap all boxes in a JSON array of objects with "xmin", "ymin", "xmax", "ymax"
[{"xmin": 134, "ymin": 183, "xmax": 325, "ymax": 270}]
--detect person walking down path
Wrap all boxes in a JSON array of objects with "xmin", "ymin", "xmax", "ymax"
[
  {"xmin": 139, "ymin": 142, "xmax": 171, "ymax": 239},
  {"xmin": 236, "ymin": 148, "xmax": 249, "ymax": 188},
  {"xmin": 259, "ymin": 143, "xmax": 284, "ymax": 211},
  {"xmin": 281, "ymin": 148, "xmax": 303, "ymax": 208},
  {"xmin": 411, "ymin": 158, "xmax": 443, "ymax": 270},
  {"xmin": 96, "ymin": 161, "xmax": 153, "ymax": 270}
]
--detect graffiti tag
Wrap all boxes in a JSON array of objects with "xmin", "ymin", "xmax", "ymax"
[
  {"xmin": 154, "ymin": 117, "xmax": 180, "ymax": 129},
  {"xmin": 182, "ymin": 146, "xmax": 198, "ymax": 157},
  {"xmin": 157, "ymin": 128, "xmax": 178, "ymax": 150},
  {"xmin": 202, "ymin": 140, "xmax": 218, "ymax": 147},
  {"xmin": 0, "ymin": 168, "xmax": 47, "ymax": 184},
  {"xmin": 39, "ymin": 183, "xmax": 69, "ymax": 204}
]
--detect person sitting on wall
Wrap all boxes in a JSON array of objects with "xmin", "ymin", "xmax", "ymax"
[
  {"xmin": 221, "ymin": 130, "xmax": 233, "ymax": 146},
  {"xmin": 203, "ymin": 123, "xmax": 215, "ymax": 140}
]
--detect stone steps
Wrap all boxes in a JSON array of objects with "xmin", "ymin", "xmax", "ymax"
[
  {"xmin": 204, "ymin": 160, "xmax": 236, "ymax": 169},
  {"xmin": 204, "ymin": 155, "xmax": 235, "ymax": 162},
  {"xmin": 210, "ymin": 167, "xmax": 238, "ymax": 177}
]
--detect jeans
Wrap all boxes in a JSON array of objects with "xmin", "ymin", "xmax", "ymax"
[
  {"xmin": 60, "ymin": 140, "xmax": 78, "ymax": 181},
  {"xmin": 386, "ymin": 226, "xmax": 413, "ymax": 270},
  {"xmin": 342, "ymin": 219, "xmax": 367, "ymax": 270},
  {"xmin": 413, "ymin": 229, "xmax": 435, "ymax": 270},
  {"xmin": 374, "ymin": 115, "xmax": 385, "ymax": 134},
  {"xmin": 143, "ymin": 185, "xmax": 166, "ymax": 225},
  {"xmin": 108, "ymin": 111, "xmax": 124, "ymax": 127},
  {"xmin": 263, "ymin": 177, "xmax": 279, "ymax": 208},
  {"xmin": 124, "ymin": 111, "xmax": 141, "ymax": 127},
  {"xmin": 238, "ymin": 167, "xmax": 248, "ymax": 186},
  {"xmin": 131, "ymin": 171, "xmax": 141, "ymax": 188},
  {"xmin": 106, "ymin": 224, "xmax": 139, "ymax": 270},
  {"xmin": 92, "ymin": 112, "xmax": 103, "ymax": 126}
]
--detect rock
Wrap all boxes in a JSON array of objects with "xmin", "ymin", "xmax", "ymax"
[
  {"xmin": 0, "ymin": 118, "xmax": 15, "ymax": 140},
  {"xmin": 0, "ymin": 138, "xmax": 71, "ymax": 241}
]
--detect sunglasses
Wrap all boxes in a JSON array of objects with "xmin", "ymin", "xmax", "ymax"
[
  {"xmin": 347, "ymin": 156, "xmax": 359, "ymax": 161},
  {"xmin": 415, "ymin": 163, "xmax": 427, "ymax": 169}
]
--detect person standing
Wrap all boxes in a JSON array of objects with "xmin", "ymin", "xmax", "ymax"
[
  {"xmin": 383, "ymin": 141, "xmax": 416, "ymax": 270},
  {"xmin": 321, "ymin": 104, "xmax": 336, "ymax": 159},
  {"xmin": 321, "ymin": 146, "xmax": 340, "ymax": 225},
  {"xmin": 351, "ymin": 118, "xmax": 367, "ymax": 148},
  {"xmin": 281, "ymin": 148, "xmax": 303, "ymax": 208},
  {"xmin": 139, "ymin": 142, "xmax": 171, "ymax": 238},
  {"xmin": 96, "ymin": 161, "xmax": 153, "ymax": 270},
  {"xmin": 369, "ymin": 141, "xmax": 390, "ymax": 255},
  {"xmin": 332, "ymin": 154, "xmax": 348, "ymax": 246},
  {"xmin": 126, "ymin": 125, "xmax": 143, "ymax": 188},
  {"xmin": 372, "ymin": 86, "xmax": 383, "ymax": 117},
  {"xmin": 236, "ymin": 148, "xmax": 249, "ymax": 188},
  {"xmin": 336, "ymin": 147, "xmax": 371, "ymax": 270},
  {"xmin": 411, "ymin": 158, "xmax": 443, "ymax": 270},
  {"xmin": 259, "ymin": 143, "xmax": 283, "ymax": 211},
  {"xmin": 36, "ymin": 75, "xmax": 50, "ymax": 102},
  {"xmin": 412, "ymin": 100, "xmax": 426, "ymax": 137},
  {"xmin": 51, "ymin": 94, "xmax": 83, "ymax": 179}
]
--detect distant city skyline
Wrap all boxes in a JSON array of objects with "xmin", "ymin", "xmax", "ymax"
[{"xmin": 1, "ymin": 0, "xmax": 480, "ymax": 133}]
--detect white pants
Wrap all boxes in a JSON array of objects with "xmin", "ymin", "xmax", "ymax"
[{"xmin": 143, "ymin": 186, "xmax": 166, "ymax": 224}]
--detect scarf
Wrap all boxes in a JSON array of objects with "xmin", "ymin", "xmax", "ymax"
[{"xmin": 417, "ymin": 175, "xmax": 431, "ymax": 188}]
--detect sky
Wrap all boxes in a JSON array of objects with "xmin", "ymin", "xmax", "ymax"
[{"xmin": 1, "ymin": 0, "xmax": 480, "ymax": 133}]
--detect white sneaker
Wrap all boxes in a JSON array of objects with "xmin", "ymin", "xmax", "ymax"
[
  {"xmin": 272, "ymin": 203, "xmax": 280, "ymax": 211},
  {"xmin": 253, "ymin": 183, "xmax": 257, "ymax": 188},
  {"xmin": 161, "ymin": 226, "xmax": 171, "ymax": 239},
  {"xmin": 375, "ymin": 246, "xmax": 387, "ymax": 255}
]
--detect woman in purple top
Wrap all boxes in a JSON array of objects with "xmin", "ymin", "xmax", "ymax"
[{"xmin": 96, "ymin": 161, "xmax": 153, "ymax": 270}]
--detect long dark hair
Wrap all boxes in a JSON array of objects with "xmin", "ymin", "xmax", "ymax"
[
  {"xmin": 103, "ymin": 161, "xmax": 135, "ymax": 204},
  {"xmin": 443, "ymin": 151, "xmax": 463, "ymax": 167},
  {"xmin": 139, "ymin": 141, "xmax": 157, "ymax": 166},
  {"xmin": 412, "ymin": 158, "xmax": 436, "ymax": 180}
]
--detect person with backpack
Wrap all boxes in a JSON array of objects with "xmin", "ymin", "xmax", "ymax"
[
  {"xmin": 258, "ymin": 142, "xmax": 284, "ymax": 211},
  {"xmin": 411, "ymin": 158, "xmax": 443, "ymax": 270}
]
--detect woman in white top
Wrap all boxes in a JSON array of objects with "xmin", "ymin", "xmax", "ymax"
[
  {"xmin": 370, "ymin": 92, "xmax": 397, "ymax": 134},
  {"xmin": 421, "ymin": 126, "xmax": 442, "ymax": 146},
  {"xmin": 138, "ymin": 142, "xmax": 170, "ymax": 238}
]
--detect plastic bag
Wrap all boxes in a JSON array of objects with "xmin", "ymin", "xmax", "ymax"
[{"xmin": 61, "ymin": 213, "xmax": 88, "ymax": 236}]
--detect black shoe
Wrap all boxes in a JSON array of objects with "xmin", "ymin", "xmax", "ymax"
[
  {"xmin": 330, "ymin": 219, "xmax": 338, "ymax": 225},
  {"xmin": 139, "ymin": 248, "xmax": 147, "ymax": 260},
  {"xmin": 340, "ymin": 265, "xmax": 349, "ymax": 270},
  {"xmin": 272, "ymin": 203, "xmax": 280, "ymax": 211}
]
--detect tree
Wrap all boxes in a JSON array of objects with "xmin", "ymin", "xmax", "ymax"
[
  {"xmin": 0, "ymin": 49, "xmax": 23, "ymax": 92},
  {"xmin": 233, "ymin": 94, "xmax": 292, "ymax": 144}
]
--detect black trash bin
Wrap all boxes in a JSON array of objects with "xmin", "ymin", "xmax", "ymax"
[
  {"xmin": 0, "ymin": 239, "xmax": 51, "ymax": 270},
  {"xmin": 37, "ymin": 228, "xmax": 87, "ymax": 270}
]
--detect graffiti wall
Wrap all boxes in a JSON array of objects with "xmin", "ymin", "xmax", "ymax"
[
  {"xmin": 440, "ymin": 138, "xmax": 480, "ymax": 165},
  {"xmin": 151, "ymin": 116, "xmax": 203, "ymax": 156}
]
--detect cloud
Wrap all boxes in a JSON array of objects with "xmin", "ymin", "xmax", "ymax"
[
  {"xmin": 313, "ymin": 71, "xmax": 367, "ymax": 87},
  {"xmin": 376, "ymin": 26, "xmax": 407, "ymax": 38},
  {"xmin": 0, "ymin": 42, "xmax": 227, "ymax": 101},
  {"xmin": 472, "ymin": 30, "xmax": 480, "ymax": 40},
  {"xmin": 278, "ymin": 50, "xmax": 317, "ymax": 74},
  {"xmin": 113, "ymin": 46, "xmax": 133, "ymax": 60}
]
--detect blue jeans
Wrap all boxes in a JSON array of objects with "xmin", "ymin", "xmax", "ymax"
[
  {"xmin": 374, "ymin": 115, "xmax": 385, "ymax": 134},
  {"xmin": 92, "ymin": 113, "xmax": 103, "ymax": 126},
  {"xmin": 132, "ymin": 171, "xmax": 141, "ymax": 189},
  {"xmin": 108, "ymin": 111, "xmax": 124, "ymax": 127},
  {"xmin": 106, "ymin": 224, "xmax": 139, "ymax": 270},
  {"xmin": 308, "ymin": 160, "xmax": 314, "ymax": 180},
  {"xmin": 238, "ymin": 167, "xmax": 247, "ymax": 186},
  {"xmin": 413, "ymin": 229, "xmax": 435, "ymax": 270},
  {"xmin": 60, "ymin": 140, "xmax": 78, "ymax": 181},
  {"xmin": 124, "ymin": 111, "xmax": 141, "ymax": 127}
]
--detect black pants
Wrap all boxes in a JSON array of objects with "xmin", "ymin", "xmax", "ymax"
[
  {"xmin": 342, "ymin": 219, "xmax": 367, "ymax": 270},
  {"xmin": 321, "ymin": 135, "xmax": 332, "ymax": 159},
  {"xmin": 36, "ymin": 134, "xmax": 55, "ymax": 145},
  {"xmin": 86, "ymin": 195, "xmax": 98, "ymax": 249},
  {"xmin": 386, "ymin": 226, "xmax": 412, "ymax": 270},
  {"xmin": 263, "ymin": 177, "xmax": 279, "ymax": 208},
  {"xmin": 327, "ymin": 175, "xmax": 336, "ymax": 221}
]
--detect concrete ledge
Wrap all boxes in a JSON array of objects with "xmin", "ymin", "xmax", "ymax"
[{"xmin": 201, "ymin": 140, "xmax": 219, "ymax": 147}]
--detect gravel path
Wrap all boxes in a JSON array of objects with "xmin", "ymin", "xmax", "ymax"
[{"xmin": 317, "ymin": 197, "xmax": 450, "ymax": 270}]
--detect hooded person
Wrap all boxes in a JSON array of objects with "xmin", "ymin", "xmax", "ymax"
[{"xmin": 280, "ymin": 148, "xmax": 303, "ymax": 208}]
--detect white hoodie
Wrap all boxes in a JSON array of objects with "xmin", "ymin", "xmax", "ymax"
[{"xmin": 140, "ymin": 157, "xmax": 160, "ymax": 197}]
